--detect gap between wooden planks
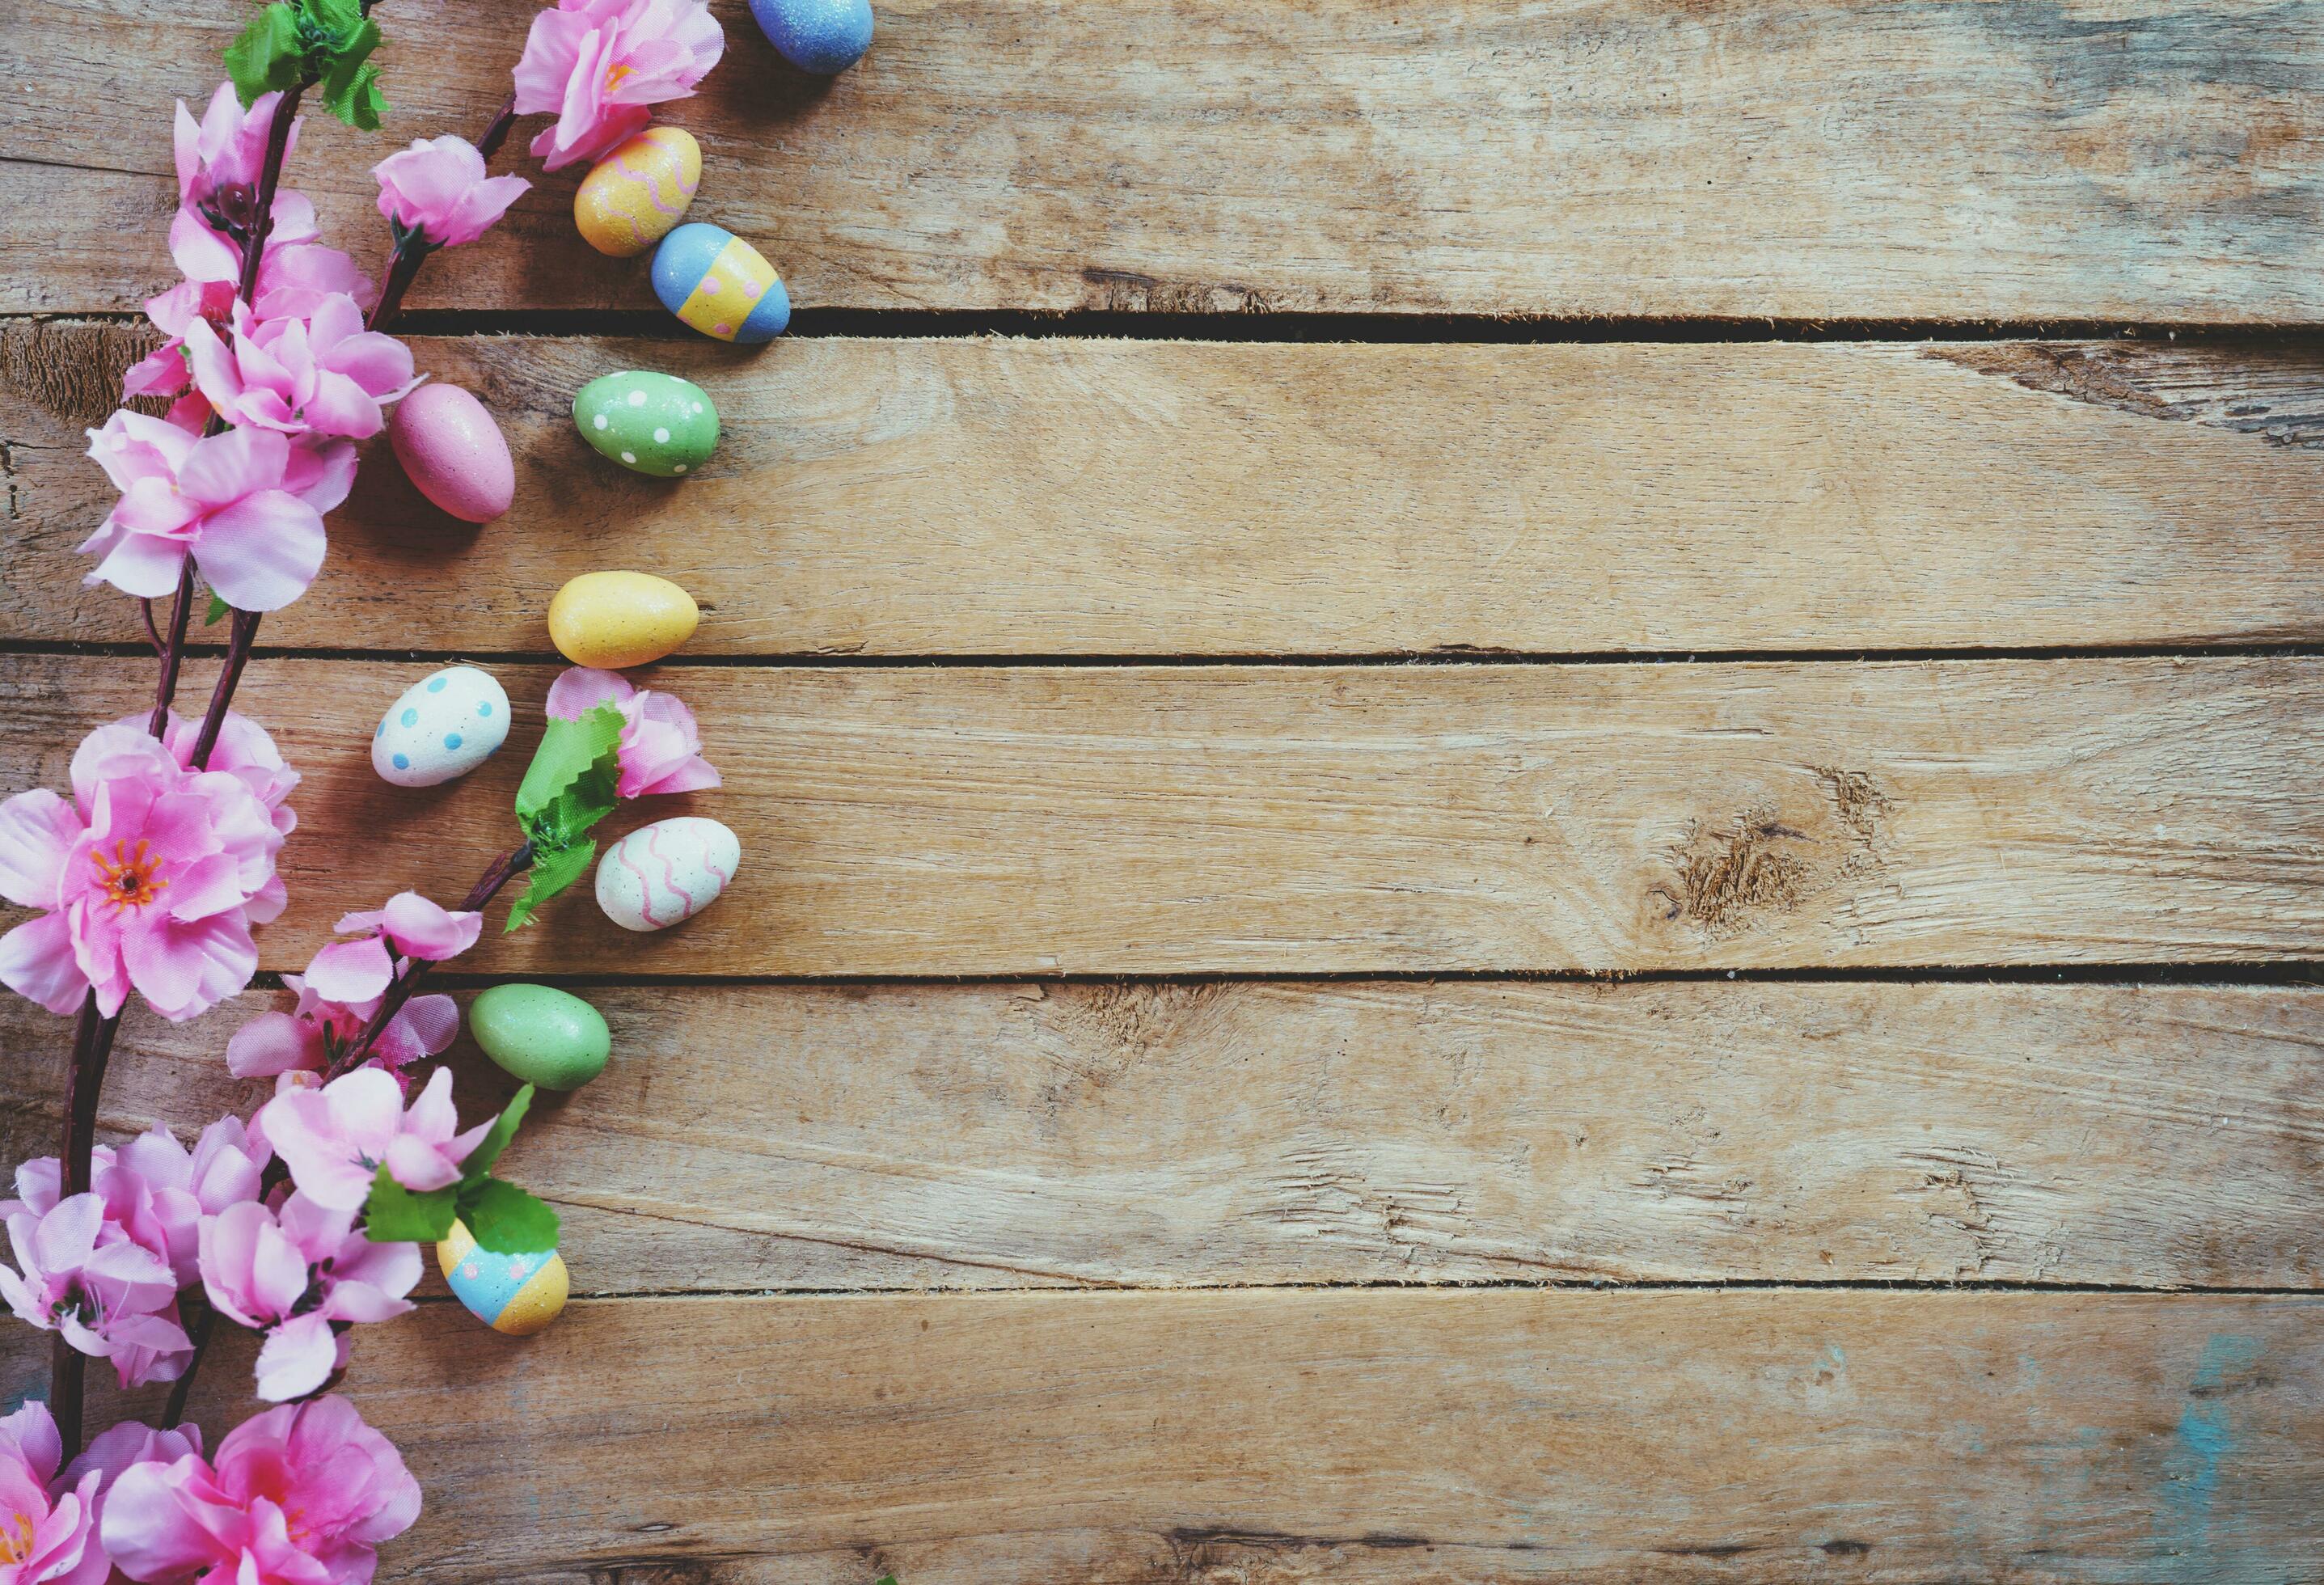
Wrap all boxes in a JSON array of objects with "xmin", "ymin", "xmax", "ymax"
[
  {"xmin": 2, "ymin": 654, "xmax": 2318, "ymax": 975},
  {"xmin": 7, "ymin": 981, "xmax": 2320, "ymax": 1291},
  {"xmin": 6, "ymin": 327, "xmax": 2324, "ymax": 655},
  {"xmin": 3, "ymin": 1291, "xmax": 2314, "ymax": 1583},
  {"xmin": 6, "ymin": 0, "xmax": 2324, "ymax": 318}
]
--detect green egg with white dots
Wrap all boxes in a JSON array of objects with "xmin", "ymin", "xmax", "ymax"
[{"xmin": 573, "ymin": 370, "xmax": 718, "ymax": 478}]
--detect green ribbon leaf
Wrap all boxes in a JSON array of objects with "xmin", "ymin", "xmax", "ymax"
[
  {"xmin": 516, "ymin": 701, "xmax": 625, "ymax": 824},
  {"xmin": 316, "ymin": 18, "xmax": 387, "ymax": 129},
  {"xmin": 503, "ymin": 835, "xmax": 594, "ymax": 933},
  {"xmin": 459, "ymin": 1176, "xmax": 561, "ymax": 1255},
  {"xmin": 362, "ymin": 1163, "xmax": 459, "ymax": 1244},
  {"xmin": 458, "ymin": 1084, "xmax": 535, "ymax": 1186},
  {"xmin": 224, "ymin": 3, "xmax": 305, "ymax": 105},
  {"xmin": 204, "ymin": 589, "xmax": 230, "ymax": 626}
]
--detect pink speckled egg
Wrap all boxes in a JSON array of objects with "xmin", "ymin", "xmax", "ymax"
[{"xmin": 389, "ymin": 383, "xmax": 514, "ymax": 524}]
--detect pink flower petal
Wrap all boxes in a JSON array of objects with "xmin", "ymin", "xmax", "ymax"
[
  {"xmin": 304, "ymin": 936, "xmax": 395, "ymax": 1004},
  {"xmin": 226, "ymin": 1010, "xmax": 323, "ymax": 1077},
  {"xmin": 192, "ymin": 490, "xmax": 327, "ymax": 611},
  {"xmin": 0, "ymin": 911, "xmax": 91, "ymax": 1015},
  {"xmin": 545, "ymin": 666, "xmax": 634, "ymax": 721},
  {"xmin": 255, "ymin": 1312, "xmax": 341, "ymax": 1402},
  {"xmin": 0, "ymin": 788, "xmax": 82, "ymax": 909}
]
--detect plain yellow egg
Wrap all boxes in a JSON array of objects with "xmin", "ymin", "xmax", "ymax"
[{"xmin": 547, "ymin": 572, "xmax": 700, "ymax": 668}]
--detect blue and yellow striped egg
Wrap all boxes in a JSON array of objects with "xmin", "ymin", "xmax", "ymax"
[
  {"xmin": 652, "ymin": 222, "xmax": 792, "ymax": 343},
  {"xmin": 437, "ymin": 1219, "xmax": 568, "ymax": 1336},
  {"xmin": 575, "ymin": 127, "xmax": 701, "ymax": 258}
]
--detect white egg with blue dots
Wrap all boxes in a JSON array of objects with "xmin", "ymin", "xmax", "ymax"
[{"xmin": 371, "ymin": 666, "xmax": 511, "ymax": 788}]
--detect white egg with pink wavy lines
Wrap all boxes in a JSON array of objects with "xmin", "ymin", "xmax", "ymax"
[{"xmin": 594, "ymin": 817, "xmax": 740, "ymax": 933}]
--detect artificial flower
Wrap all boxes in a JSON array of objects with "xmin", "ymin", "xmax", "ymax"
[
  {"xmin": 372, "ymin": 136, "xmax": 530, "ymax": 247},
  {"xmin": 513, "ymin": 0, "xmax": 725, "ymax": 171},
  {"xmin": 184, "ymin": 296, "xmax": 418, "ymax": 440},
  {"xmin": 0, "ymin": 1196, "xmax": 190, "ymax": 1388},
  {"xmin": 200, "ymin": 1194, "xmax": 420, "ymax": 1402},
  {"xmin": 147, "ymin": 710, "xmax": 300, "ymax": 843},
  {"xmin": 173, "ymin": 84, "xmax": 295, "ymax": 225},
  {"xmin": 257, "ymin": 1067, "xmax": 494, "ymax": 1211},
  {"xmin": 223, "ymin": 972, "xmax": 458, "ymax": 1082},
  {"xmin": 545, "ymin": 666, "xmax": 720, "ymax": 798},
  {"xmin": 0, "ymin": 722, "xmax": 285, "ymax": 1021},
  {"xmin": 78, "ymin": 414, "xmax": 353, "ymax": 612},
  {"xmin": 8, "ymin": 1121, "xmax": 270, "ymax": 1290},
  {"xmin": 0, "ymin": 1400, "xmax": 105, "ymax": 1585},
  {"xmin": 304, "ymin": 891, "xmax": 483, "ymax": 1004},
  {"xmin": 98, "ymin": 1398, "xmax": 419, "ymax": 1585}
]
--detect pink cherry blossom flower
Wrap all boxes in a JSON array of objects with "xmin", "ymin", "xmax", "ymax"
[
  {"xmin": 79, "ymin": 413, "xmax": 353, "ymax": 612},
  {"xmin": 304, "ymin": 892, "xmax": 483, "ymax": 1005},
  {"xmin": 546, "ymin": 667, "xmax": 720, "ymax": 799},
  {"xmin": 184, "ymin": 297, "xmax": 418, "ymax": 441},
  {"xmin": 6, "ymin": 1119, "xmax": 265, "ymax": 1290},
  {"xmin": 0, "ymin": 722, "xmax": 285, "ymax": 1021},
  {"xmin": 513, "ymin": 0, "xmax": 725, "ymax": 171},
  {"xmin": 146, "ymin": 709, "xmax": 300, "ymax": 843},
  {"xmin": 372, "ymin": 136, "xmax": 530, "ymax": 247},
  {"xmin": 0, "ymin": 1195, "xmax": 190, "ymax": 1388},
  {"xmin": 257, "ymin": 1067, "xmax": 494, "ymax": 1211},
  {"xmin": 123, "ymin": 235, "xmax": 374, "ymax": 425},
  {"xmin": 0, "ymin": 1400, "xmax": 105, "ymax": 1585},
  {"xmin": 174, "ymin": 84, "xmax": 295, "ymax": 221},
  {"xmin": 54, "ymin": 1419, "xmax": 203, "ymax": 1585},
  {"xmin": 224, "ymin": 971, "xmax": 459, "ymax": 1083},
  {"xmin": 98, "ymin": 1398, "xmax": 419, "ymax": 1585},
  {"xmin": 200, "ymin": 1193, "xmax": 420, "ymax": 1402}
]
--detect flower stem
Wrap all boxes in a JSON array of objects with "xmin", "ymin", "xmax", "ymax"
[
  {"xmin": 367, "ymin": 235, "xmax": 433, "ymax": 333},
  {"xmin": 49, "ymin": 993, "xmax": 123, "ymax": 1462},
  {"xmin": 51, "ymin": 79, "xmax": 311, "ymax": 1460}
]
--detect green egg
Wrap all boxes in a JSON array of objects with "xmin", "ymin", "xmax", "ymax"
[
  {"xmin": 468, "ymin": 983, "xmax": 612, "ymax": 1091},
  {"xmin": 573, "ymin": 370, "xmax": 719, "ymax": 478}
]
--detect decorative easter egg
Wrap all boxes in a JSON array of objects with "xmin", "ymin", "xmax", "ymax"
[
  {"xmin": 547, "ymin": 571, "xmax": 700, "ymax": 668},
  {"xmin": 387, "ymin": 383, "xmax": 513, "ymax": 524},
  {"xmin": 371, "ymin": 666, "xmax": 510, "ymax": 787},
  {"xmin": 469, "ymin": 983, "xmax": 611, "ymax": 1091},
  {"xmin": 573, "ymin": 371, "xmax": 719, "ymax": 478},
  {"xmin": 573, "ymin": 127, "xmax": 701, "ymax": 257},
  {"xmin": 652, "ymin": 223, "xmax": 791, "ymax": 344},
  {"xmin": 749, "ymin": 0, "xmax": 874, "ymax": 74},
  {"xmin": 437, "ymin": 1219, "xmax": 568, "ymax": 1336},
  {"xmin": 596, "ymin": 817, "xmax": 739, "ymax": 932}
]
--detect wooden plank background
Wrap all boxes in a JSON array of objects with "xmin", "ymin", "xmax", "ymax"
[{"xmin": 3, "ymin": 0, "xmax": 2322, "ymax": 1579}]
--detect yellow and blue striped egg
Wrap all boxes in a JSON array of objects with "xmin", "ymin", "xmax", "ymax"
[
  {"xmin": 574, "ymin": 127, "xmax": 701, "ymax": 258},
  {"xmin": 437, "ymin": 1219, "xmax": 569, "ymax": 1336},
  {"xmin": 652, "ymin": 222, "xmax": 791, "ymax": 343}
]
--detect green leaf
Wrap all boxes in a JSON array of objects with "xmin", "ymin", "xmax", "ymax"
[
  {"xmin": 459, "ymin": 1084, "xmax": 534, "ymax": 1186},
  {"xmin": 224, "ymin": 3, "xmax": 305, "ymax": 104},
  {"xmin": 316, "ymin": 17, "xmax": 386, "ymax": 129},
  {"xmin": 204, "ymin": 589, "xmax": 230, "ymax": 626},
  {"xmin": 460, "ymin": 1176, "xmax": 560, "ymax": 1254},
  {"xmin": 502, "ymin": 836, "xmax": 594, "ymax": 932},
  {"xmin": 302, "ymin": 0, "xmax": 366, "ymax": 37},
  {"xmin": 363, "ymin": 1163, "xmax": 458, "ymax": 1243},
  {"xmin": 515, "ymin": 702, "xmax": 625, "ymax": 824}
]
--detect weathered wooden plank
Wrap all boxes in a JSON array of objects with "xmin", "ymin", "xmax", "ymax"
[
  {"xmin": 6, "ymin": 0, "xmax": 2324, "ymax": 317},
  {"xmin": 10, "ymin": 1292, "xmax": 2320, "ymax": 1583},
  {"xmin": 2, "ymin": 655, "xmax": 2318, "ymax": 974},
  {"xmin": 6, "ymin": 982, "xmax": 2321, "ymax": 1289},
  {"xmin": 10, "ymin": 327, "xmax": 2324, "ymax": 654}
]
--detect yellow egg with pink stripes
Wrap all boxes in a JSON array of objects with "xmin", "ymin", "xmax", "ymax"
[
  {"xmin": 436, "ymin": 1219, "xmax": 569, "ymax": 1336},
  {"xmin": 574, "ymin": 128, "xmax": 702, "ymax": 258},
  {"xmin": 652, "ymin": 223, "xmax": 792, "ymax": 343}
]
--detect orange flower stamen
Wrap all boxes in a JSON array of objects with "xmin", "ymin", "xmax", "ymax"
[{"xmin": 90, "ymin": 837, "xmax": 169, "ymax": 914}]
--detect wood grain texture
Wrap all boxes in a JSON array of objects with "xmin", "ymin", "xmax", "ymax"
[
  {"xmin": 4, "ymin": 655, "xmax": 2320, "ymax": 974},
  {"xmin": 6, "ymin": 982, "xmax": 2321, "ymax": 1290},
  {"xmin": 10, "ymin": 326, "xmax": 2324, "ymax": 654},
  {"xmin": 7, "ymin": 0, "xmax": 2324, "ymax": 317},
  {"xmin": 8, "ymin": 1291, "xmax": 2320, "ymax": 1583}
]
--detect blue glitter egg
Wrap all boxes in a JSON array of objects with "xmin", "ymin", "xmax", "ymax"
[{"xmin": 749, "ymin": 0, "xmax": 873, "ymax": 74}]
